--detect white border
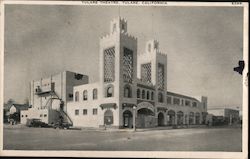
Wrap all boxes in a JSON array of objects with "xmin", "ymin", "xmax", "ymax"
[{"xmin": 0, "ymin": 1, "xmax": 248, "ymax": 158}]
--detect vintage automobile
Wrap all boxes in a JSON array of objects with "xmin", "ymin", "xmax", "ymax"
[
  {"xmin": 26, "ymin": 118, "xmax": 49, "ymax": 127},
  {"xmin": 52, "ymin": 121, "xmax": 71, "ymax": 129}
]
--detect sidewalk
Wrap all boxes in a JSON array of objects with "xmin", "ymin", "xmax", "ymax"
[
  {"xmin": 3, "ymin": 123, "xmax": 27, "ymax": 129},
  {"xmin": 4, "ymin": 124, "xmax": 237, "ymax": 132},
  {"xmin": 76, "ymin": 125, "xmax": 208, "ymax": 133}
]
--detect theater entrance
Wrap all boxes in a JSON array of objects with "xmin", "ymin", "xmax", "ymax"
[{"xmin": 137, "ymin": 108, "xmax": 155, "ymax": 128}]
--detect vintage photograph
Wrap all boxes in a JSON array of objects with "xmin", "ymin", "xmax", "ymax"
[{"xmin": 1, "ymin": 1, "xmax": 248, "ymax": 158}]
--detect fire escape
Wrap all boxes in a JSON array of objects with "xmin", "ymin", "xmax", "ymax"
[{"xmin": 35, "ymin": 84, "xmax": 73, "ymax": 126}]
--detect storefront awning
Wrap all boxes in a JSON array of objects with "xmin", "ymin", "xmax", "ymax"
[
  {"xmin": 100, "ymin": 103, "xmax": 117, "ymax": 110},
  {"xmin": 122, "ymin": 103, "xmax": 135, "ymax": 109}
]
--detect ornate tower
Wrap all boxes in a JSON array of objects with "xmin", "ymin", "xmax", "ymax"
[
  {"xmin": 99, "ymin": 17, "xmax": 137, "ymax": 127},
  {"xmin": 138, "ymin": 40, "xmax": 168, "ymax": 103}
]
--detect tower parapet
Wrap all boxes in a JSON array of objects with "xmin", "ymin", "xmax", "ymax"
[
  {"xmin": 146, "ymin": 39, "xmax": 159, "ymax": 54},
  {"xmin": 100, "ymin": 17, "xmax": 136, "ymax": 41},
  {"xmin": 110, "ymin": 17, "xmax": 128, "ymax": 34},
  {"xmin": 121, "ymin": 32, "xmax": 137, "ymax": 42}
]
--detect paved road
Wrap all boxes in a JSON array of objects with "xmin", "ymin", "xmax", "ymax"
[{"xmin": 3, "ymin": 126, "xmax": 242, "ymax": 151}]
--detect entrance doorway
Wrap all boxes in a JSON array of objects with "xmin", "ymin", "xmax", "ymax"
[
  {"xmin": 123, "ymin": 110, "xmax": 133, "ymax": 128},
  {"xmin": 104, "ymin": 110, "xmax": 113, "ymax": 126},
  {"xmin": 137, "ymin": 108, "xmax": 155, "ymax": 128},
  {"xmin": 158, "ymin": 112, "xmax": 164, "ymax": 126}
]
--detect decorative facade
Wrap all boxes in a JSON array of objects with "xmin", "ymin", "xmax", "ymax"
[{"xmin": 21, "ymin": 17, "xmax": 208, "ymax": 129}]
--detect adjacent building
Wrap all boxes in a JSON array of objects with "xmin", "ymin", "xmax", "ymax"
[
  {"xmin": 9, "ymin": 104, "xmax": 29, "ymax": 115},
  {"xmin": 207, "ymin": 108, "xmax": 240, "ymax": 125},
  {"xmin": 20, "ymin": 71, "xmax": 88, "ymax": 124},
  {"xmin": 21, "ymin": 17, "xmax": 208, "ymax": 129},
  {"xmin": 4, "ymin": 103, "xmax": 29, "ymax": 123}
]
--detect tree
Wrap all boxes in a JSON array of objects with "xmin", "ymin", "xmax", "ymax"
[
  {"xmin": 4, "ymin": 98, "xmax": 15, "ymax": 109},
  {"xmin": 6, "ymin": 98, "xmax": 15, "ymax": 105}
]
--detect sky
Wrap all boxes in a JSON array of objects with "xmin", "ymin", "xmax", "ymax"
[{"xmin": 4, "ymin": 5, "xmax": 243, "ymax": 109}]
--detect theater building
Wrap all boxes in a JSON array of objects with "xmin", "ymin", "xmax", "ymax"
[{"xmin": 21, "ymin": 17, "xmax": 208, "ymax": 129}]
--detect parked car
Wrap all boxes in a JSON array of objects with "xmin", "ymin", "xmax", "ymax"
[
  {"xmin": 26, "ymin": 118, "xmax": 49, "ymax": 128},
  {"xmin": 53, "ymin": 121, "xmax": 71, "ymax": 129}
]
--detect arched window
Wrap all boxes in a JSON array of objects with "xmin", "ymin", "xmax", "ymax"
[
  {"xmin": 177, "ymin": 111, "xmax": 184, "ymax": 125},
  {"xmin": 83, "ymin": 90, "xmax": 88, "ymax": 101},
  {"xmin": 151, "ymin": 92, "xmax": 154, "ymax": 100},
  {"xmin": 146, "ymin": 91, "xmax": 150, "ymax": 100},
  {"xmin": 137, "ymin": 89, "xmax": 140, "ymax": 98},
  {"xmin": 75, "ymin": 91, "xmax": 79, "ymax": 102},
  {"xmin": 158, "ymin": 92, "xmax": 163, "ymax": 103},
  {"xmin": 142, "ymin": 90, "xmax": 145, "ymax": 99},
  {"xmin": 106, "ymin": 85, "xmax": 114, "ymax": 98},
  {"xmin": 124, "ymin": 85, "xmax": 132, "ymax": 98},
  {"xmin": 93, "ymin": 89, "xmax": 97, "ymax": 100}
]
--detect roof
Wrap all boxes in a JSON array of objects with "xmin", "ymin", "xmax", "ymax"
[
  {"xmin": 11, "ymin": 104, "xmax": 29, "ymax": 110},
  {"xmin": 136, "ymin": 78, "xmax": 155, "ymax": 90},
  {"xmin": 208, "ymin": 108, "xmax": 239, "ymax": 111},
  {"xmin": 167, "ymin": 91, "xmax": 198, "ymax": 101}
]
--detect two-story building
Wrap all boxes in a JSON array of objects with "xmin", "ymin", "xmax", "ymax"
[{"xmin": 21, "ymin": 17, "xmax": 208, "ymax": 129}]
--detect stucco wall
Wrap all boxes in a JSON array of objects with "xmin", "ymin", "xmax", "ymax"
[{"xmin": 20, "ymin": 108, "xmax": 49, "ymax": 124}]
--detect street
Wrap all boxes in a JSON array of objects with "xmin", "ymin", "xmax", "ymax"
[{"xmin": 3, "ymin": 125, "xmax": 242, "ymax": 151}]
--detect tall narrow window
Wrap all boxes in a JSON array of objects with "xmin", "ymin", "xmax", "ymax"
[
  {"xmin": 104, "ymin": 47, "xmax": 115, "ymax": 82},
  {"xmin": 75, "ymin": 91, "xmax": 79, "ymax": 102},
  {"xmin": 158, "ymin": 92, "xmax": 163, "ymax": 103},
  {"xmin": 141, "ymin": 63, "xmax": 151, "ymax": 83},
  {"xmin": 157, "ymin": 63, "xmax": 164, "ymax": 90},
  {"xmin": 137, "ymin": 89, "xmax": 141, "ymax": 98},
  {"xmin": 93, "ymin": 89, "xmax": 98, "ymax": 100},
  {"xmin": 123, "ymin": 48, "xmax": 133, "ymax": 83},
  {"xmin": 167, "ymin": 96, "xmax": 172, "ymax": 104},
  {"xmin": 146, "ymin": 91, "xmax": 150, "ymax": 100},
  {"xmin": 83, "ymin": 90, "xmax": 88, "ymax": 101},
  {"xmin": 151, "ymin": 92, "xmax": 154, "ymax": 100},
  {"xmin": 142, "ymin": 90, "xmax": 145, "ymax": 99},
  {"xmin": 121, "ymin": 24, "xmax": 125, "ymax": 31},
  {"xmin": 124, "ymin": 85, "xmax": 132, "ymax": 98}
]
